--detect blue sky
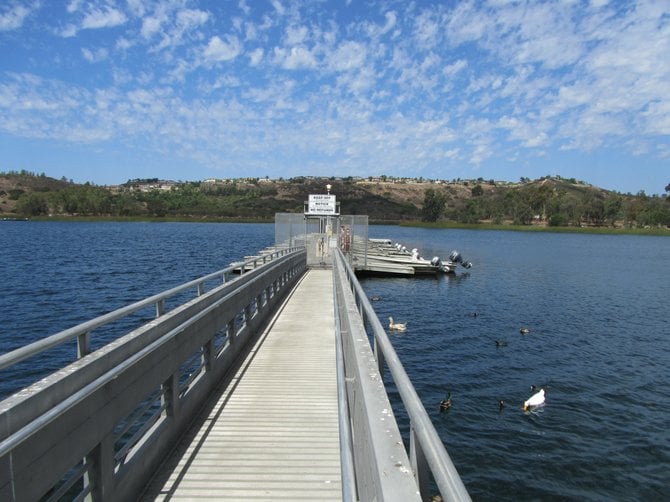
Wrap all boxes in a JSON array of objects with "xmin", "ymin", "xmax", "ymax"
[{"xmin": 0, "ymin": 1, "xmax": 668, "ymax": 194}]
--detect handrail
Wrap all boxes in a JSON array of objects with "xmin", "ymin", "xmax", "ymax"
[
  {"xmin": 0, "ymin": 270, "xmax": 255, "ymax": 457},
  {"xmin": 332, "ymin": 267, "xmax": 357, "ymax": 502},
  {"xmin": 334, "ymin": 248, "xmax": 471, "ymax": 502},
  {"xmin": 0, "ymin": 246, "xmax": 302, "ymax": 371},
  {"xmin": 0, "ymin": 248, "xmax": 307, "ymax": 501}
]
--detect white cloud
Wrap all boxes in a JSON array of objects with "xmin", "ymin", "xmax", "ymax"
[
  {"xmin": 446, "ymin": 2, "xmax": 491, "ymax": 46},
  {"xmin": 271, "ymin": 0, "xmax": 285, "ymax": 16},
  {"xmin": 66, "ymin": 0, "xmax": 83, "ymax": 14},
  {"xmin": 498, "ymin": 116, "xmax": 549, "ymax": 148},
  {"xmin": 470, "ymin": 143, "xmax": 493, "ymax": 165},
  {"xmin": 336, "ymin": 66, "xmax": 376, "ymax": 94},
  {"xmin": 126, "ymin": 0, "xmax": 147, "ymax": 18},
  {"xmin": 81, "ymin": 47, "xmax": 109, "ymax": 63},
  {"xmin": 443, "ymin": 59, "xmax": 467, "ymax": 77},
  {"xmin": 249, "ymin": 47, "xmax": 264, "ymax": 66},
  {"xmin": 0, "ymin": 3, "xmax": 31, "ymax": 31},
  {"xmin": 238, "ymin": 0, "xmax": 250, "ymax": 16},
  {"xmin": 414, "ymin": 10, "xmax": 440, "ymax": 49},
  {"xmin": 274, "ymin": 46, "xmax": 317, "ymax": 70},
  {"xmin": 363, "ymin": 11, "xmax": 397, "ymax": 38},
  {"xmin": 642, "ymin": 100, "xmax": 670, "ymax": 135},
  {"xmin": 58, "ymin": 24, "xmax": 78, "ymax": 38},
  {"xmin": 116, "ymin": 37, "xmax": 133, "ymax": 51},
  {"xmin": 381, "ymin": 12, "xmax": 397, "ymax": 35},
  {"xmin": 141, "ymin": 16, "xmax": 162, "ymax": 39},
  {"xmin": 244, "ymin": 21, "xmax": 257, "ymax": 41},
  {"xmin": 176, "ymin": 9, "xmax": 209, "ymax": 34},
  {"xmin": 81, "ymin": 6, "xmax": 127, "ymax": 30},
  {"xmin": 285, "ymin": 25, "xmax": 308, "ymax": 45},
  {"xmin": 143, "ymin": 6, "xmax": 210, "ymax": 51},
  {"xmin": 203, "ymin": 35, "xmax": 242, "ymax": 62},
  {"xmin": 327, "ymin": 41, "xmax": 366, "ymax": 72}
]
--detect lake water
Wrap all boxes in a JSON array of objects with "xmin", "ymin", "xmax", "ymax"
[{"xmin": 1, "ymin": 221, "xmax": 668, "ymax": 500}]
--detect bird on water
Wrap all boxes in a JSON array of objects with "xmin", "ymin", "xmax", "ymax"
[
  {"xmin": 440, "ymin": 392, "xmax": 453, "ymax": 412},
  {"xmin": 388, "ymin": 316, "xmax": 407, "ymax": 331},
  {"xmin": 523, "ymin": 387, "xmax": 546, "ymax": 411}
]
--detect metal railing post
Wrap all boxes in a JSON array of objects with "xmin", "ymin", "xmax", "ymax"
[
  {"xmin": 162, "ymin": 372, "xmax": 179, "ymax": 418},
  {"xmin": 78, "ymin": 331, "xmax": 91, "ymax": 358},
  {"xmin": 410, "ymin": 424, "xmax": 430, "ymax": 497},
  {"xmin": 156, "ymin": 298, "xmax": 165, "ymax": 318},
  {"xmin": 202, "ymin": 340, "xmax": 213, "ymax": 372},
  {"xmin": 84, "ymin": 433, "xmax": 115, "ymax": 502}
]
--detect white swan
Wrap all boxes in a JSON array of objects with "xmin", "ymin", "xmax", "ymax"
[
  {"xmin": 388, "ymin": 316, "xmax": 407, "ymax": 332},
  {"xmin": 523, "ymin": 388, "xmax": 545, "ymax": 411}
]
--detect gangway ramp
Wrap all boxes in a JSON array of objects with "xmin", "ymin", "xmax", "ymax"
[{"xmin": 142, "ymin": 268, "xmax": 341, "ymax": 500}]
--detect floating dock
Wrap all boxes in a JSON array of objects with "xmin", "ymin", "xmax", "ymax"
[{"xmin": 240, "ymin": 237, "xmax": 472, "ymax": 277}]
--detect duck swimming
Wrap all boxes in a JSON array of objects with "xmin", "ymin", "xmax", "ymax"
[
  {"xmin": 440, "ymin": 393, "xmax": 452, "ymax": 412},
  {"xmin": 519, "ymin": 327, "xmax": 530, "ymax": 334},
  {"xmin": 523, "ymin": 388, "xmax": 545, "ymax": 411},
  {"xmin": 388, "ymin": 316, "xmax": 407, "ymax": 332}
]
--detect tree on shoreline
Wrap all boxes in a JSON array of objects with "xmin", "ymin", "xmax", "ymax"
[{"xmin": 422, "ymin": 189, "xmax": 447, "ymax": 222}]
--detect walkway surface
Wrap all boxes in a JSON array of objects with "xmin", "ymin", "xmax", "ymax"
[{"xmin": 142, "ymin": 268, "xmax": 341, "ymax": 500}]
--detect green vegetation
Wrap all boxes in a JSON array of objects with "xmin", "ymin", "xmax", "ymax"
[
  {"xmin": 422, "ymin": 188, "xmax": 447, "ymax": 222},
  {"xmin": 430, "ymin": 176, "xmax": 670, "ymax": 231},
  {"xmin": 1, "ymin": 171, "xmax": 668, "ymax": 234}
]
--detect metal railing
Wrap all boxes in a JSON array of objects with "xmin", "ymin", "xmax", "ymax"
[
  {"xmin": 0, "ymin": 247, "xmax": 301, "ymax": 373},
  {"xmin": 0, "ymin": 248, "xmax": 307, "ymax": 502},
  {"xmin": 333, "ymin": 247, "xmax": 471, "ymax": 502}
]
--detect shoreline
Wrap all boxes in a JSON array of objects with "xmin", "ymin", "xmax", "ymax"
[
  {"xmin": 2, "ymin": 214, "xmax": 668, "ymax": 236},
  {"xmin": 401, "ymin": 220, "xmax": 670, "ymax": 236}
]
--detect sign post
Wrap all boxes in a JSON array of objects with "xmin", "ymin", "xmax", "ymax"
[
  {"xmin": 303, "ymin": 188, "xmax": 340, "ymax": 266},
  {"xmin": 306, "ymin": 194, "xmax": 338, "ymax": 216}
]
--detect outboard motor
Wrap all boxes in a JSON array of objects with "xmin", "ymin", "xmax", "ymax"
[
  {"xmin": 430, "ymin": 256, "xmax": 441, "ymax": 267},
  {"xmin": 449, "ymin": 250, "xmax": 463, "ymax": 264},
  {"xmin": 449, "ymin": 250, "xmax": 473, "ymax": 269}
]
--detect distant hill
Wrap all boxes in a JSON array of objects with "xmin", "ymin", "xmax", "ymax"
[{"xmin": 1, "ymin": 171, "xmax": 668, "ymax": 229}]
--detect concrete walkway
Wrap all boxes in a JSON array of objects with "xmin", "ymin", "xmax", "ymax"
[{"xmin": 142, "ymin": 269, "xmax": 341, "ymax": 500}]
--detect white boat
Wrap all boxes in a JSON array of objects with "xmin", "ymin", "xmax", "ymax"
[{"xmin": 351, "ymin": 240, "xmax": 472, "ymax": 276}]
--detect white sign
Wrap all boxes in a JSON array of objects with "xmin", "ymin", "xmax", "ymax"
[{"xmin": 307, "ymin": 194, "xmax": 337, "ymax": 215}]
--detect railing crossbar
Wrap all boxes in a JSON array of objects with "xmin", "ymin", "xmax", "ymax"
[
  {"xmin": 114, "ymin": 392, "xmax": 161, "ymax": 444},
  {"xmin": 114, "ymin": 401, "xmax": 167, "ymax": 466},
  {"xmin": 43, "ymin": 461, "xmax": 88, "ymax": 502},
  {"xmin": 0, "ymin": 247, "xmax": 300, "ymax": 371}
]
